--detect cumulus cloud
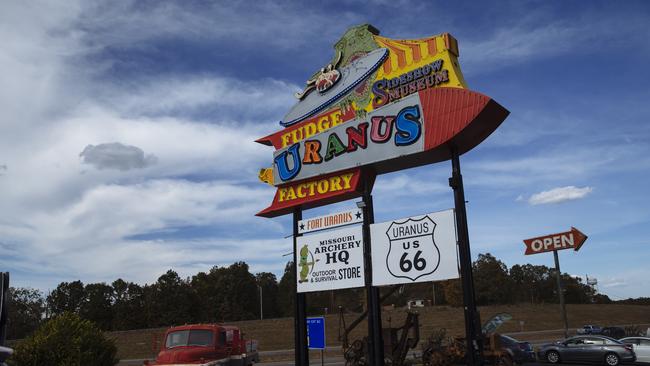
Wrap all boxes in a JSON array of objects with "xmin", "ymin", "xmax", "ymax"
[
  {"xmin": 601, "ymin": 277, "xmax": 626, "ymax": 288},
  {"xmin": 527, "ymin": 186, "xmax": 593, "ymax": 205},
  {"xmin": 74, "ymin": 1, "xmax": 358, "ymax": 51},
  {"xmin": 100, "ymin": 76, "xmax": 298, "ymax": 122},
  {"xmin": 462, "ymin": 11, "xmax": 650, "ymax": 73},
  {"xmin": 80, "ymin": 142, "xmax": 157, "ymax": 171},
  {"xmin": 0, "ymin": 1, "xmax": 285, "ymax": 290},
  {"xmin": 0, "ymin": 178, "xmax": 284, "ymax": 287},
  {"xmin": 375, "ymin": 173, "xmax": 448, "ymax": 196}
]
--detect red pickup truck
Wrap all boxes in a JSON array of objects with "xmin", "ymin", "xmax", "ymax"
[{"xmin": 144, "ymin": 324, "xmax": 259, "ymax": 366}]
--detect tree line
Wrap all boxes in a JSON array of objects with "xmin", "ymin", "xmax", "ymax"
[{"xmin": 6, "ymin": 253, "xmax": 628, "ymax": 340}]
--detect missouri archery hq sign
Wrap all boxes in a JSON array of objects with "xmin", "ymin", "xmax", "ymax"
[{"xmin": 256, "ymin": 24, "xmax": 509, "ymax": 218}]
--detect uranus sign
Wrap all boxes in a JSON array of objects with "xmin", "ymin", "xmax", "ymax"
[
  {"xmin": 273, "ymin": 98, "xmax": 423, "ymax": 184},
  {"xmin": 255, "ymin": 24, "xmax": 509, "ymax": 217},
  {"xmin": 271, "ymin": 87, "xmax": 507, "ymax": 186}
]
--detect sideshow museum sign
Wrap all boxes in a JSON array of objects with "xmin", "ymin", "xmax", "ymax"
[{"xmin": 256, "ymin": 24, "xmax": 508, "ymax": 217}]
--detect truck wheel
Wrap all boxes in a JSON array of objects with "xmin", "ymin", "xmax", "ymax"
[
  {"xmin": 498, "ymin": 355, "xmax": 513, "ymax": 366},
  {"xmin": 604, "ymin": 353, "xmax": 620, "ymax": 366},
  {"xmin": 546, "ymin": 350, "xmax": 560, "ymax": 364}
]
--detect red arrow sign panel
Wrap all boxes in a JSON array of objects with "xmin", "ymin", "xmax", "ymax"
[{"xmin": 523, "ymin": 227, "xmax": 588, "ymax": 255}]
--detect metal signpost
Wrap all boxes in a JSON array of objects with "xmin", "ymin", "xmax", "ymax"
[
  {"xmin": 0, "ymin": 272, "xmax": 10, "ymax": 366},
  {"xmin": 293, "ymin": 209, "xmax": 309, "ymax": 365},
  {"xmin": 256, "ymin": 24, "xmax": 510, "ymax": 365},
  {"xmin": 0, "ymin": 272, "xmax": 8, "ymax": 346},
  {"xmin": 523, "ymin": 227, "xmax": 588, "ymax": 338},
  {"xmin": 360, "ymin": 180, "xmax": 384, "ymax": 365},
  {"xmin": 450, "ymin": 147, "xmax": 484, "ymax": 366}
]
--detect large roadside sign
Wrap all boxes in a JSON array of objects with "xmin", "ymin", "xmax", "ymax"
[
  {"xmin": 523, "ymin": 227, "xmax": 588, "ymax": 255},
  {"xmin": 370, "ymin": 210, "xmax": 459, "ymax": 286},
  {"xmin": 255, "ymin": 25, "xmax": 509, "ymax": 218},
  {"xmin": 296, "ymin": 225, "xmax": 365, "ymax": 293},
  {"xmin": 255, "ymin": 24, "xmax": 510, "ymax": 365}
]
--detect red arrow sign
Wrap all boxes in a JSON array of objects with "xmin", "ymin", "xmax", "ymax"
[{"xmin": 523, "ymin": 227, "xmax": 588, "ymax": 255}]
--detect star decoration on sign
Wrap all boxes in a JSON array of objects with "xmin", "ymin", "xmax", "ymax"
[
  {"xmin": 300, "ymin": 223, "xmax": 305, "ymax": 231},
  {"xmin": 355, "ymin": 211, "xmax": 362, "ymax": 219}
]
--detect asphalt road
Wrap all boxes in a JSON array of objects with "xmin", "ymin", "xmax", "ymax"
[
  {"xmin": 255, "ymin": 357, "xmax": 568, "ymax": 366},
  {"xmin": 122, "ymin": 356, "xmax": 647, "ymax": 366},
  {"xmin": 256, "ymin": 362, "xmax": 636, "ymax": 366}
]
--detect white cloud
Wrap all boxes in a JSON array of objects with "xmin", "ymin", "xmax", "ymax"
[
  {"xmin": 595, "ymin": 269, "xmax": 650, "ymax": 300},
  {"xmin": 528, "ymin": 186, "xmax": 593, "ymax": 205},
  {"xmin": 2, "ymin": 1, "xmax": 650, "ymax": 301},
  {"xmin": 462, "ymin": 11, "xmax": 650, "ymax": 73},
  {"xmin": 98, "ymin": 76, "xmax": 299, "ymax": 121},
  {"xmin": 466, "ymin": 138, "xmax": 650, "ymax": 190},
  {"xmin": 74, "ymin": 1, "xmax": 359, "ymax": 52},
  {"xmin": 601, "ymin": 277, "xmax": 626, "ymax": 289},
  {"xmin": 1, "ymin": 178, "xmax": 285, "ymax": 288},
  {"xmin": 375, "ymin": 173, "xmax": 448, "ymax": 197},
  {"xmin": 80, "ymin": 142, "xmax": 157, "ymax": 171},
  {"xmin": 0, "ymin": 1, "xmax": 291, "ymax": 290}
]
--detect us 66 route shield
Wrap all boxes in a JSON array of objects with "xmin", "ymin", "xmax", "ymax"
[{"xmin": 370, "ymin": 209, "xmax": 460, "ymax": 286}]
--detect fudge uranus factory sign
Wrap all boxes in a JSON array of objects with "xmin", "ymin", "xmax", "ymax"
[{"xmin": 256, "ymin": 24, "xmax": 509, "ymax": 217}]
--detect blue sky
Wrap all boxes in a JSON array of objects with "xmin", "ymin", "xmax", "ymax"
[{"xmin": 1, "ymin": 0, "xmax": 649, "ymax": 299}]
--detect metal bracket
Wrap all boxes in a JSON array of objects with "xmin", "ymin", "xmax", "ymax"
[{"xmin": 448, "ymin": 174, "xmax": 462, "ymax": 189}]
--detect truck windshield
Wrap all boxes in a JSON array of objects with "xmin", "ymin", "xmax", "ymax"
[{"xmin": 165, "ymin": 330, "xmax": 213, "ymax": 348}]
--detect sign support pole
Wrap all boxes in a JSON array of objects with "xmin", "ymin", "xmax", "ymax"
[
  {"xmin": 0, "ymin": 272, "xmax": 9, "ymax": 346},
  {"xmin": 293, "ymin": 208, "xmax": 309, "ymax": 366},
  {"xmin": 449, "ymin": 147, "xmax": 484, "ymax": 366},
  {"xmin": 361, "ymin": 176, "xmax": 384, "ymax": 366},
  {"xmin": 553, "ymin": 250, "xmax": 569, "ymax": 338}
]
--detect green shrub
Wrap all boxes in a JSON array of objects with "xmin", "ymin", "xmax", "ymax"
[{"xmin": 9, "ymin": 312, "xmax": 118, "ymax": 366}]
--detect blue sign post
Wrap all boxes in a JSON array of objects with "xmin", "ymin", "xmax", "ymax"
[
  {"xmin": 307, "ymin": 317, "xmax": 326, "ymax": 365},
  {"xmin": 307, "ymin": 317, "xmax": 326, "ymax": 349}
]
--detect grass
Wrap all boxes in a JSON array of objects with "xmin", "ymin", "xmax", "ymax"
[{"xmin": 107, "ymin": 303, "xmax": 650, "ymax": 361}]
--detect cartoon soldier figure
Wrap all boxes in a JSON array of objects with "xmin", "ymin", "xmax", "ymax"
[{"xmin": 298, "ymin": 245, "xmax": 317, "ymax": 283}]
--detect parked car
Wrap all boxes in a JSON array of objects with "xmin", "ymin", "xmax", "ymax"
[
  {"xmin": 620, "ymin": 337, "xmax": 650, "ymax": 363},
  {"xmin": 407, "ymin": 299, "xmax": 426, "ymax": 309},
  {"xmin": 602, "ymin": 327, "xmax": 626, "ymax": 339},
  {"xmin": 578, "ymin": 325, "xmax": 604, "ymax": 335},
  {"xmin": 500, "ymin": 335, "xmax": 536, "ymax": 365},
  {"xmin": 537, "ymin": 335, "xmax": 635, "ymax": 366},
  {"xmin": 0, "ymin": 346, "xmax": 12, "ymax": 366}
]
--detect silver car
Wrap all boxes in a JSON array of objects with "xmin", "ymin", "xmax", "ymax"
[
  {"xmin": 537, "ymin": 335, "xmax": 636, "ymax": 366},
  {"xmin": 620, "ymin": 337, "xmax": 650, "ymax": 363}
]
